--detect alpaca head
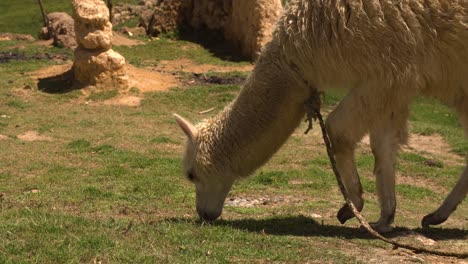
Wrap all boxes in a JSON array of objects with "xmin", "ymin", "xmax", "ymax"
[{"xmin": 174, "ymin": 114, "xmax": 236, "ymax": 222}]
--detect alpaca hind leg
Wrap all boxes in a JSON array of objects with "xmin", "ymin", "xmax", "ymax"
[
  {"xmin": 422, "ymin": 107, "xmax": 468, "ymax": 227},
  {"xmin": 325, "ymin": 93, "xmax": 370, "ymax": 224},
  {"xmin": 422, "ymin": 166, "xmax": 468, "ymax": 227},
  {"xmin": 366, "ymin": 113, "xmax": 408, "ymax": 233}
]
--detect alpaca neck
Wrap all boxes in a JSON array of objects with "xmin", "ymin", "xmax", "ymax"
[{"xmin": 201, "ymin": 45, "xmax": 311, "ymax": 178}]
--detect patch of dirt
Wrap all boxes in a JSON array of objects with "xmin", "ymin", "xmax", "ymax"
[
  {"xmin": 189, "ymin": 73, "xmax": 246, "ymax": 85},
  {"xmin": 0, "ymin": 51, "xmax": 69, "ymax": 64},
  {"xmin": 112, "ymin": 32, "xmax": 145, "ymax": 47},
  {"xmin": 396, "ymin": 173, "xmax": 448, "ymax": 193},
  {"xmin": 288, "ymin": 179, "xmax": 315, "ymax": 185},
  {"xmin": 17, "ymin": 131, "xmax": 53, "ymax": 142},
  {"xmin": 360, "ymin": 133, "xmax": 464, "ymax": 166},
  {"xmin": 126, "ymin": 64, "xmax": 179, "ymax": 92},
  {"xmin": 0, "ymin": 33, "xmax": 34, "ymax": 42},
  {"xmin": 28, "ymin": 63, "xmax": 179, "ymax": 103},
  {"xmin": 29, "ymin": 63, "xmax": 73, "ymax": 79},
  {"xmin": 155, "ymin": 58, "xmax": 253, "ymax": 74},
  {"xmin": 103, "ymin": 95, "xmax": 142, "ymax": 107},
  {"xmin": 225, "ymin": 195, "xmax": 304, "ymax": 208},
  {"xmin": 34, "ymin": 39, "xmax": 54, "ymax": 47},
  {"xmin": 351, "ymin": 242, "xmax": 464, "ymax": 264},
  {"xmin": 405, "ymin": 134, "xmax": 464, "ymax": 164},
  {"xmin": 0, "ymin": 134, "xmax": 9, "ymax": 140}
]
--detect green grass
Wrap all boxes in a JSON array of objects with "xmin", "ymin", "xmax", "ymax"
[
  {"xmin": 0, "ymin": 0, "xmax": 72, "ymax": 37},
  {"xmin": 0, "ymin": 31, "xmax": 466, "ymax": 263},
  {"xmin": 410, "ymin": 97, "xmax": 468, "ymax": 155},
  {"xmin": 114, "ymin": 38, "xmax": 252, "ymax": 67},
  {"xmin": 7, "ymin": 99, "xmax": 30, "ymax": 109},
  {"xmin": 0, "ymin": 0, "xmax": 142, "ymax": 38},
  {"xmin": 87, "ymin": 90, "xmax": 119, "ymax": 101}
]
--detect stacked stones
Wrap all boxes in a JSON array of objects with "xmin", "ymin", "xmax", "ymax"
[{"xmin": 72, "ymin": 0, "xmax": 128, "ymax": 89}]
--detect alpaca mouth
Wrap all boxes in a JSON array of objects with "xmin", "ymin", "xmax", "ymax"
[{"xmin": 197, "ymin": 208, "xmax": 221, "ymax": 222}]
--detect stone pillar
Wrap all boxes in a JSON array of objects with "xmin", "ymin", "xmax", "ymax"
[{"xmin": 72, "ymin": 0, "xmax": 128, "ymax": 89}]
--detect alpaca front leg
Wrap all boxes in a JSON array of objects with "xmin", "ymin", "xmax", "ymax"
[
  {"xmin": 325, "ymin": 95, "xmax": 369, "ymax": 224},
  {"xmin": 334, "ymin": 149, "xmax": 364, "ymax": 223},
  {"xmin": 366, "ymin": 121, "xmax": 407, "ymax": 233}
]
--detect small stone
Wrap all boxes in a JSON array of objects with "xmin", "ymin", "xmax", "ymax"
[
  {"xmin": 310, "ymin": 213, "xmax": 322, "ymax": 219},
  {"xmin": 46, "ymin": 12, "xmax": 77, "ymax": 48}
]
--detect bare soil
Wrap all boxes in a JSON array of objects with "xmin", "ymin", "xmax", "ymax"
[
  {"xmin": 112, "ymin": 32, "xmax": 145, "ymax": 47},
  {"xmin": 27, "ymin": 57, "xmax": 252, "ymax": 107},
  {"xmin": 405, "ymin": 134, "xmax": 465, "ymax": 165},
  {"xmin": 0, "ymin": 33, "xmax": 34, "ymax": 41},
  {"xmin": 360, "ymin": 133, "xmax": 464, "ymax": 166},
  {"xmin": 29, "ymin": 63, "xmax": 73, "ymax": 79},
  {"xmin": 225, "ymin": 195, "xmax": 304, "ymax": 208},
  {"xmin": 17, "ymin": 131, "xmax": 53, "ymax": 142},
  {"xmin": 154, "ymin": 58, "xmax": 253, "ymax": 74},
  {"xmin": 125, "ymin": 64, "xmax": 178, "ymax": 92}
]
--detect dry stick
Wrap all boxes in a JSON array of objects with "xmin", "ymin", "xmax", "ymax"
[
  {"xmin": 305, "ymin": 94, "xmax": 468, "ymax": 259},
  {"xmin": 199, "ymin": 108, "xmax": 215, "ymax": 114},
  {"xmin": 37, "ymin": 0, "xmax": 48, "ymax": 27},
  {"xmin": 106, "ymin": 0, "xmax": 113, "ymax": 23}
]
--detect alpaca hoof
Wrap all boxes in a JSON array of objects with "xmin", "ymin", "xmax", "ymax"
[
  {"xmin": 337, "ymin": 204, "xmax": 355, "ymax": 224},
  {"xmin": 422, "ymin": 212, "xmax": 447, "ymax": 228},
  {"xmin": 358, "ymin": 222, "xmax": 393, "ymax": 234}
]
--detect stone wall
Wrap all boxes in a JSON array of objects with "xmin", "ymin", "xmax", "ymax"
[
  {"xmin": 225, "ymin": 0, "xmax": 283, "ymax": 59},
  {"xmin": 180, "ymin": 0, "xmax": 282, "ymax": 59}
]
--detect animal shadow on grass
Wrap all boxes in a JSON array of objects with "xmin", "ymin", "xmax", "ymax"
[
  {"xmin": 207, "ymin": 215, "xmax": 467, "ymax": 241},
  {"xmin": 37, "ymin": 69, "xmax": 82, "ymax": 94}
]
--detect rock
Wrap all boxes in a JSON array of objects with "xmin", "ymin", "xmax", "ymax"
[
  {"xmin": 72, "ymin": 0, "xmax": 109, "ymax": 25},
  {"xmin": 180, "ymin": 0, "xmax": 283, "ymax": 59},
  {"xmin": 138, "ymin": 9, "xmax": 154, "ymax": 34},
  {"xmin": 74, "ymin": 48, "xmax": 128, "ymax": 88},
  {"xmin": 75, "ymin": 20, "xmax": 113, "ymax": 50},
  {"xmin": 72, "ymin": 0, "xmax": 128, "ymax": 89},
  {"xmin": 140, "ymin": 0, "xmax": 182, "ymax": 36},
  {"xmin": 45, "ymin": 12, "xmax": 77, "ymax": 48},
  {"xmin": 225, "ymin": 0, "xmax": 283, "ymax": 59},
  {"xmin": 182, "ymin": 0, "xmax": 230, "ymax": 30},
  {"xmin": 73, "ymin": 0, "xmax": 112, "ymax": 50},
  {"xmin": 39, "ymin": 27, "xmax": 49, "ymax": 40}
]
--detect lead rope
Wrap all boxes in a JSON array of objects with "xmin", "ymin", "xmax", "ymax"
[{"xmin": 304, "ymin": 92, "xmax": 467, "ymax": 259}]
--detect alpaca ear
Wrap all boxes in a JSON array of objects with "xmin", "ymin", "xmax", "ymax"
[{"xmin": 174, "ymin": 114, "xmax": 198, "ymax": 141}]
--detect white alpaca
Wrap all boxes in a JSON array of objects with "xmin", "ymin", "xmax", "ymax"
[{"xmin": 175, "ymin": 0, "xmax": 468, "ymax": 233}]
